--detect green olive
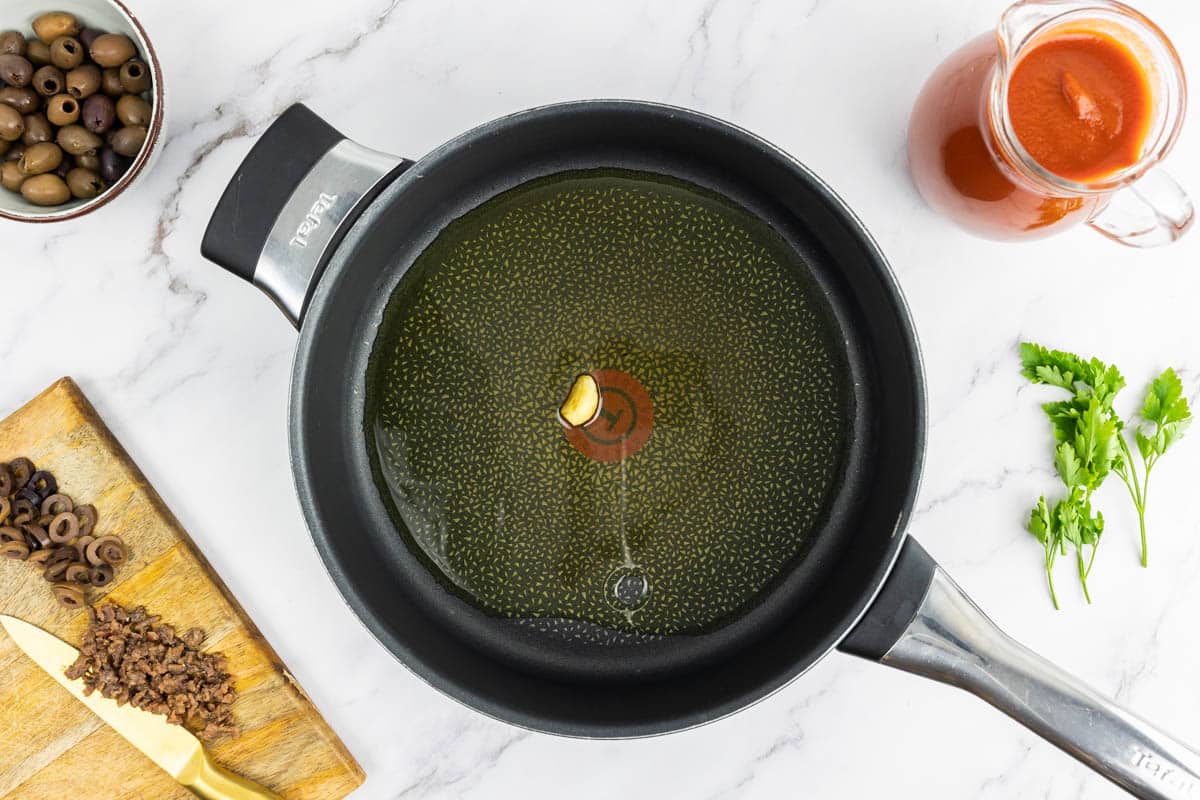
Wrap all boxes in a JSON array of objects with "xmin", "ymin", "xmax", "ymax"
[
  {"xmin": 5, "ymin": 141, "xmax": 24, "ymax": 162},
  {"xmin": 0, "ymin": 160, "xmax": 25, "ymax": 191},
  {"xmin": 32, "ymin": 12, "xmax": 80, "ymax": 45},
  {"xmin": 0, "ymin": 139, "xmax": 8, "ymax": 157},
  {"xmin": 20, "ymin": 172, "xmax": 69, "ymax": 205},
  {"xmin": 0, "ymin": 104, "xmax": 24, "ymax": 142},
  {"xmin": 115, "ymin": 94, "xmax": 150, "ymax": 127},
  {"xmin": 65, "ymin": 64, "xmax": 100, "ymax": 99},
  {"xmin": 0, "ymin": 30, "xmax": 26, "ymax": 57},
  {"xmin": 21, "ymin": 112, "xmax": 51, "ymax": 145},
  {"xmin": 55, "ymin": 124, "xmax": 101, "ymax": 155},
  {"xmin": 100, "ymin": 67, "xmax": 122, "ymax": 96},
  {"xmin": 118, "ymin": 59, "xmax": 149, "ymax": 94},
  {"xmin": 19, "ymin": 141, "xmax": 62, "ymax": 175},
  {"xmin": 25, "ymin": 39, "xmax": 50, "ymax": 66},
  {"xmin": 0, "ymin": 87, "xmax": 40, "ymax": 114},
  {"xmin": 88, "ymin": 33, "xmax": 135, "ymax": 68},
  {"xmin": 0, "ymin": 54, "xmax": 32, "ymax": 87},
  {"xmin": 32, "ymin": 65, "xmax": 64, "ymax": 97},
  {"xmin": 49, "ymin": 36, "xmax": 83, "ymax": 70},
  {"xmin": 65, "ymin": 166, "xmax": 104, "ymax": 199},
  {"xmin": 45, "ymin": 94, "xmax": 78, "ymax": 126},
  {"xmin": 109, "ymin": 125, "xmax": 145, "ymax": 157},
  {"xmin": 75, "ymin": 150, "xmax": 99, "ymax": 171}
]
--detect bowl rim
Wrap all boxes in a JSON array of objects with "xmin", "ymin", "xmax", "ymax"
[{"xmin": 0, "ymin": 0, "xmax": 164, "ymax": 223}]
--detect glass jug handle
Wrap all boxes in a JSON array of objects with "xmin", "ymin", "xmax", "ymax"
[{"xmin": 1088, "ymin": 169, "xmax": 1195, "ymax": 248}]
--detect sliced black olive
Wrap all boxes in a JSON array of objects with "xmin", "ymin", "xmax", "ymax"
[
  {"xmin": 0, "ymin": 496, "xmax": 8, "ymax": 524},
  {"xmin": 41, "ymin": 493, "xmax": 72, "ymax": 516},
  {"xmin": 74, "ymin": 504, "xmax": 96, "ymax": 536},
  {"xmin": 48, "ymin": 511, "xmax": 79, "ymax": 543},
  {"xmin": 51, "ymin": 582, "xmax": 84, "ymax": 608},
  {"xmin": 27, "ymin": 470, "xmax": 57, "ymax": 498},
  {"xmin": 12, "ymin": 496, "xmax": 36, "ymax": 524},
  {"xmin": 72, "ymin": 534, "xmax": 93, "ymax": 560},
  {"xmin": 16, "ymin": 486, "xmax": 41, "ymax": 506},
  {"xmin": 0, "ymin": 540, "xmax": 29, "ymax": 560},
  {"xmin": 23, "ymin": 523, "xmax": 52, "ymax": 550},
  {"xmin": 45, "ymin": 544, "xmax": 77, "ymax": 566},
  {"xmin": 27, "ymin": 548, "xmax": 52, "ymax": 566},
  {"xmin": 88, "ymin": 563, "xmax": 113, "ymax": 587},
  {"xmin": 86, "ymin": 535, "xmax": 125, "ymax": 566},
  {"xmin": 8, "ymin": 458, "xmax": 34, "ymax": 486},
  {"xmin": 0, "ymin": 463, "xmax": 13, "ymax": 496},
  {"xmin": 64, "ymin": 563, "xmax": 90, "ymax": 584},
  {"xmin": 0, "ymin": 525, "xmax": 23, "ymax": 543},
  {"xmin": 43, "ymin": 559, "xmax": 71, "ymax": 581}
]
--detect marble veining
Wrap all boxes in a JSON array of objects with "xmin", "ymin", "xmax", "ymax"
[{"xmin": 5, "ymin": 0, "xmax": 1200, "ymax": 797}]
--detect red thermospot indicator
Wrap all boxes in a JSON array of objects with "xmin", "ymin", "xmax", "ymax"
[{"xmin": 561, "ymin": 369, "xmax": 654, "ymax": 462}]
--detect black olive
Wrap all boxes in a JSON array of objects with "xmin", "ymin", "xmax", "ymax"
[
  {"xmin": 56, "ymin": 123, "xmax": 101, "ymax": 155},
  {"xmin": 109, "ymin": 125, "xmax": 145, "ymax": 157},
  {"xmin": 0, "ymin": 87, "xmax": 41, "ymax": 114},
  {"xmin": 0, "ymin": 103, "xmax": 24, "ymax": 142},
  {"xmin": 27, "ymin": 469, "xmax": 57, "ymax": 498},
  {"xmin": 0, "ymin": 53, "xmax": 33, "ymax": 87},
  {"xmin": 8, "ymin": 457, "xmax": 34, "ymax": 486},
  {"xmin": 119, "ymin": 60, "xmax": 149, "ymax": 94},
  {"xmin": 100, "ymin": 67, "xmax": 122, "ymax": 96},
  {"xmin": 74, "ymin": 504, "xmax": 97, "ymax": 536},
  {"xmin": 81, "ymin": 93, "xmax": 113, "ymax": 133},
  {"xmin": 65, "ymin": 64, "xmax": 100, "ymax": 99},
  {"xmin": 0, "ymin": 30, "xmax": 26, "ymax": 57},
  {"xmin": 25, "ymin": 40, "xmax": 50, "ymax": 67},
  {"xmin": 66, "ymin": 166, "xmax": 103, "ymax": 199},
  {"xmin": 98, "ymin": 146, "xmax": 130, "ymax": 182},
  {"xmin": 49, "ymin": 36, "xmax": 83, "ymax": 70},
  {"xmin": 18, "ymin": 141, "xmax": 62, "ymax": 175},
  {"xmin": 78, "ymin": 28, "xmax": 104, "ymax": 51},
  {"xmin": 32, "ymin": 64, "xmax": 64, "ymax": 97},
  {"xmin": 32, "ymin": 12, "xmax": 80, "ymax": 46},
  {"xmin": 16, "ymin": 486, "xmax": 41, "ymax": 506},
  {"xmin": 53, "ymin": 153, "xmax": 74, "ymax": 180},
  {"xmin": 20, "ymin": 112, "xmax": 51, "ymax": 145},
  {"xmin": 89, "ymin": 563, "xmax": 113, "ymax": 586},
  {"xmin": 115, "ymin": 94, "xmax": 150, "ymax": 127},
  {"xmin": 88, "ymin": 33, "xmax": 134, "ymax": 68},
  {"xmin": 45, "ymin": 93, "xmax": 79, "ymax": 126}
]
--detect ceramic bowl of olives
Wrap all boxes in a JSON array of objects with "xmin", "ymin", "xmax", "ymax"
[{"xmin": 0, "ymin": 0, "xmax": 161, "ymax": 222}]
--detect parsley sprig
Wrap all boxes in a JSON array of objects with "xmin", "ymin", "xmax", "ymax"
[{"xmin": 1020, "ymin": 343, "xmax": 1191, "ymax": 608}]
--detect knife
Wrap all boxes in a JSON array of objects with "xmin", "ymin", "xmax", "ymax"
[{"xmin": 0, "ymin": 614, "xmax": 282, "ymax": 800}]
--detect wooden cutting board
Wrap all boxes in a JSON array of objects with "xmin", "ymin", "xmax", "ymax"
[{"xmin": 0, "ymin": 378, "xmax": 365, "ymax": 799}]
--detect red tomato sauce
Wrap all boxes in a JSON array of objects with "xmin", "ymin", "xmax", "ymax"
[{"xmin": 1007, "ymin": 32, "xmax": 1153, "ymax": 183}]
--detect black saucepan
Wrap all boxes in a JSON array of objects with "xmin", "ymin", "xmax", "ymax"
[{"xmin": 202, "ymin": 101, "xmax": 1200, "ymax": 799}]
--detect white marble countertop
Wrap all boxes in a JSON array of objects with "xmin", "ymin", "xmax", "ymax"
[{"xmin": 7, "ymin": 0, "xmax": 1200, "ymax": 797}]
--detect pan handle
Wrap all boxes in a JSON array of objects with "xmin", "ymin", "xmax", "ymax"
[
  {"xmin": 840, "ymin": 539, "xmax": 1200, "ymax": 800},
  {"xmin": 201, "ymin": 104, "xmax": 413, "ymax": 327}
]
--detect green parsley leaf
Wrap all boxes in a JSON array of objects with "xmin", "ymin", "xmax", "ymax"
[{"xmin": 1020, "ymin": 343, "xmax": 1190, "ymax": 601}]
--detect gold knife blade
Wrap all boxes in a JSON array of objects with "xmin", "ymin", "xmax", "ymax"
[{"xmin": 0, "ymin": 614, "xmax": 281, "ymax": 800}]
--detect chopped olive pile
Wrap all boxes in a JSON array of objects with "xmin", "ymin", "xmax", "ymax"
[
  {"xmin": 0, "ymin": 457, "xmax": 127, "ymax": 607},
  {"xmin": 66, "ymin": 603, "xmax": 238, "ymax": 741},
  {"xmin": 0, "ymin": 11, "xmax": 151, "ymax": 207}
]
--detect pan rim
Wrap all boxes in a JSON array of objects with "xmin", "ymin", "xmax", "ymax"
[{"xmin": 288, "ymin": 98, "xmax": 927, "ymax": 737}]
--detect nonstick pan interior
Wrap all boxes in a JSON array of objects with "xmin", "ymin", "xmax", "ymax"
[{"xmin": 291, "ymin": 102, "xmax": 925, "ymax": 735}]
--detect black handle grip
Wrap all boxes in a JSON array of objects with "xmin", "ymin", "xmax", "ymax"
[
  {"xmin": 201, "ymin": 104, "xmax": 345, "ymax": 283},
  {"xmin": 838, "ymin": 537, "xmax": 938, "ymax": 661}
]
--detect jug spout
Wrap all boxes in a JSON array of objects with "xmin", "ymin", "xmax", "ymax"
[{"xmin": 997, "ymin": 0, "xmax": 1074, "ymax": 63}]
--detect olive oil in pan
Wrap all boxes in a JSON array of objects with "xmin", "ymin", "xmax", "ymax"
[{"xmin": 366, "ymin": 169, "xmax": 853, "ymax": 637}]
